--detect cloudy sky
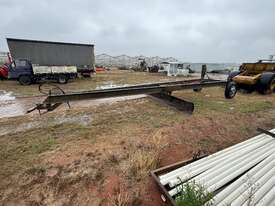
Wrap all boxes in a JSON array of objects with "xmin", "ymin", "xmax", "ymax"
[{"xmin": 1, "ymin": 0, "xmax": 275, "ymax": 62}]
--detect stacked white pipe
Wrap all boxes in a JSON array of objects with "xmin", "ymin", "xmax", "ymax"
[{"xmin": 158, "ymin": 128, "xmax": 275, "ymax": 206}]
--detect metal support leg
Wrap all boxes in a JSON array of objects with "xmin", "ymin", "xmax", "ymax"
[{"xmin": 150, "ymin": 92, "xmax": 194, "ymax": 114}]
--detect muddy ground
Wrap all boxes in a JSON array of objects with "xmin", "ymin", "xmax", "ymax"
[
  {"xmin": 0, "ymin": 70, "xmax": 274, "ymax": 206},
  {"xmin": 0, "ymin": 69, "xmax": 198, "ymax": 119}
]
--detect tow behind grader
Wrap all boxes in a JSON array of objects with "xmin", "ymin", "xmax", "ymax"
[{"xmin": 225, "ymin": 57, "xmax": 275, "ymax": 98}]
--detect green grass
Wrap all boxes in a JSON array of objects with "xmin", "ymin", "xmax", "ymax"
[
  {"xmin": 238, "ymin": 101, "xmax": 274, "ymax": 113},
  {"xmin": 176, "ymin": 180, "xmax": 214, "ymax": 206},
  {"xmin": 0, "ymin": 99, "xmax": 185, "ymax": 180},
  {"xmin": 0, "ymin": 129, "xmax": 57, "ymax": 179},
  {"xmin": 29, "ymin": 137, "xmax": 56, "ymax": 154},
  {"xmin": 175, "ymin": 88, "xmax": 275, "ymax": 114},
  {"xmin": 0, "ymin": 87, "xmax": 273, "ymax": 182},
  {"xmin": 192, "ymin": 98, "xmax": 274, "ymax": 114}
]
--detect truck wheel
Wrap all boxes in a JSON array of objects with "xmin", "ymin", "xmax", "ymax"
[
  {"xmin": 240, "ymin": 84, "xmax": 254, "ymax": 93},
  {"xmin": 258, "ymin": 72, "xmax": 275, "ymax": 94},
  {"xmin": 271, "ymin": 78, "xmax": 275, "ymax": 92},
  {"xmin": 19, "ymin": 75, "xmax": 32, "ymax": 85},
  {"xmin": 58, "ymin": 75, "xmax": 68, "ymax": 84},
  {"xmin": 193, "ymin": 87, "xmax": 202, "ymax": 92},
  {"xmin": 225, "ymin": 81, "xmax": 237, "ymax": 99}
]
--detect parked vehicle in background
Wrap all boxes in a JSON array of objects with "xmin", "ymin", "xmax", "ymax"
[
  {"xmin": 159, "ymin": 62, "xmax": 189, "ymax": 76},
  {"xmin": 0, "ymin": 52, "xmax": 12, "ymax": 79},
  {"xmin": 225, "ymin": 55, "xmax": 275, "ymax": 98},
  {"xmin": 7, "ymin": 59, "xmax": 77, "ymax": 85},
  {"xmin": 77, "ymin": 65, "xmax": 94, "ymax": 77},
  {"xmin": 7, "ymin": 38, "xmax": 95, "ymax": 77},
  {"xmin": 95, "ymin": 66, "xmax": 106, "ymax": 72},
  {"xmin": 148, "ymin": 65, "xmax": 160, "ymax": 73},
  {"xmin": 0, "ymin": 65, "xmax": 8, "ymax": 79},
  {"xmin": 131, "ymin": 58, "xmax": 148, "ymax": 72},
  {"xmin": 0, "ymin": 52, "xmax": 8, "ymax": 64}
]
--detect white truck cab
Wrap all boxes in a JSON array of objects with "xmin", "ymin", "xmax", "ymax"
[{"xmin": 159, "ymin": 62, "xmax": 189, "ymax": 76}]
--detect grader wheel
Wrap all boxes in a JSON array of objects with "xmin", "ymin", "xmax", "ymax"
[
  {"xmin": 270, "ymin": 78, "xmax": 275, "ymax": 92},
  {"xmin": 225, "ymin": 81, "xmax": 237, "ymax": 99},
  {"xmin": 258, "ymin": 73, "xmax": 275, "ymax": 94}
]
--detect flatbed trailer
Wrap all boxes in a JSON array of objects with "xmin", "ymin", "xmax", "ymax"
[{"xmin": 28, "ymin": 73, "xmax": 227, "ymax": 114}]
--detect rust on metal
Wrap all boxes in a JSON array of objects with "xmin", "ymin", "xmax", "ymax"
[{"xmin": 28, "ymin": 78, "xmax": 226, "ymax": 114}]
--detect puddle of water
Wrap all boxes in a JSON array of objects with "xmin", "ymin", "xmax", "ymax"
[
  {"xmin": 0, "ymin": 114, "xmax": 93, "ymax": 136},
  {"xmin": 0, "ymin": 90, "xmax": 16, "ymax": 101},
  {"xmin": 70, "ymin": 94, "xmax": 147, "ymax": 108},
  {"xmin": 54, "ymin": 114, "xmax": 92, "ymax": 126},
  {"xmin": 0, "ymin": 90, "xmax": 25, "ymax": 118},
  {"xmin": 0, "ymin": 80, "xmax": 146, "ymax": 119},
  {"xmin": 96, "ymin": 81, "xmax": 130, "ymax": 89}
]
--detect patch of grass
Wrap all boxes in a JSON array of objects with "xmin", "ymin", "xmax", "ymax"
[
  {"xmin": 108, "ymin": 185, "xmax": 130, "ymax": 206},
  {"xmin": 128, "ymin": 149, "xmax": 160, "ymax": 181},
  {"xmin": 176, "ymin": 180, "xmax": 214, "ymax": 206},
  {"xmin": 46, "ymin": 123, "xmax": 92, "ymax": 140},
  {"xmin": 127, "ymin": 131, "xmax": 165, "ymax": 181},
  {"xmin": 194, "ymin": 99, "xmax": 233, "ymax": 113},
  {"xmin": 106, "ymin": 152, "xmax": 120, "ymax": 165},
  {"xmin": 30, "ymin": 137, "xmax": 56, "ymax": 154},
  {"xmin": 175, "ymin": 87, "xmax": 275, "ymax": 114},
  {"xmin": 25, "ymin": 165, "xmax": 46, "ymax": 176},
  {"xmin": 238, "ymin": 101, "xmax": 274, "ymax": 113},
  {"xmin": 198, "ymin": 138, "xmax": 218, "ymax": 149},
  {"xmin": 0, "ymin": 128, "xmax": 58, "ymax": 179},
  {"xmin": 0, "ymin": 134, "xmax": 56, "ymax": 162}
]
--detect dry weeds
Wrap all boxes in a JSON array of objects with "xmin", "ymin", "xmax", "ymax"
[
  {"xmin": 128, "ymin": 130, "xmax": 165, "ymax": 181},
  {"xmin": 108, "ymin": 186, "xmax": 130, "ymax": 206}
]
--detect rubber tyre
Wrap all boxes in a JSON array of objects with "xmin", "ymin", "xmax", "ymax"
[
  {"xmin": 58, "ymin": 75, "xmax": 68, "ymax": 84},
  {"xmin": 225, "ymin": 81, "xmax": 237, "ymax": 99},
  {"xmin": 271, "ymin": 78, "xmax": 275, "ymax": 93},
  {"xmin": 239, "ymin": 84, "xmax": 254, "ymax": 94},
  {"xmin": 193, "ymin": 87, "xmax": 202, "ymax": 92},
  {"xmin": 258, "ymin": 72, "xmax": 275, "ymax": 94},
  {"xmin": 82, "ymin": 73, "xmax": 92, "ymax": 78},
  {"xmin": 19, "ymin": 75, "xmax": 32, "ymax": 85}
]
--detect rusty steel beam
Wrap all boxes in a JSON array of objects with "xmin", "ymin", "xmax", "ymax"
[
  {"xmin": 43, "ymin": 79, "xmax": 226, "ymax": 104},
  {"xmin": 28, "ymin": 78, "xmax": 227, "ymax": 114}
]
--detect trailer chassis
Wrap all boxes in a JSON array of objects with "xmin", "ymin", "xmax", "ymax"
[{"xmin": 27, "ymin": 72, "xmax": 227, "ymax": 114}]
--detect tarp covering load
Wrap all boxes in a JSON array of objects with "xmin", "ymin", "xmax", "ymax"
[
  {"xmin": 7, "ymin": 38, "xmax": 95, "ymax": 68},
  {"xmin": 152, "ymin": 128, "xmax": 275, "ymax": 206}
]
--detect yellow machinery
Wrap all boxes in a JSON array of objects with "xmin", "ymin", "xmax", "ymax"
[{"xmin": 225, "ymin": 57, "xmax": 275, "ymax": 98}]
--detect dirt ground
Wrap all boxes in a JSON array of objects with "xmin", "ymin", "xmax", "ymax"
[
  {"xmin": 0, "ymin": 70, "xmax": 274, "ymax": 206},
  {"xmin": 0, "ymin": 69, "xmax": 196, "ymax": 97}
]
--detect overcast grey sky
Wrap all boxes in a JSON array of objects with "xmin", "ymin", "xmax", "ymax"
[{"xmin": 1, "ymin": 0, "xmax": 275, "ymax": 62}]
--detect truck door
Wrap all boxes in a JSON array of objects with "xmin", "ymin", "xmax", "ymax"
[{"xmin": 8, "ymin": 59, "xmax": 33, "ymax": 79}]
